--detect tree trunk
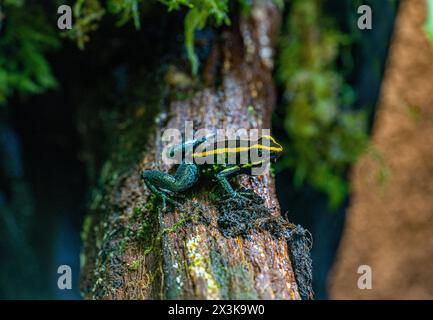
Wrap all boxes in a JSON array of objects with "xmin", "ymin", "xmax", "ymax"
[{"xmin": 80, "ymin": 1, "xmax": 306, "ymax": 300}]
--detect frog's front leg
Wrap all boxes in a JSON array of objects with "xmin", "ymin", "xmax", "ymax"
[
  {"xmin": 215, "ymin": 165, "xmax": 247, "ymax": 199},
  {"xmin": 142, "ymin": 163, "xmax": 200, "ymax": 208}
]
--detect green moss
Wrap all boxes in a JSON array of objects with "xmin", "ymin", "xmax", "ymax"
[
  {"xmin": 69, "ymin": 0, "xmax": 232, "ymax": 74},
  {"xmin": 133, "ymin": 196, "xmax": 160, "ymax": 256},
  {"xmin": 0, "ymin": 1, "xmax": 59, "ymax": 103},
  {"xmin": 228, "ymin": 264, "xmax": 257, "ymax": 299},
  {"xmin": 137, "ymin": 220, "xmax": 152, "ymax": 242},
  {"xmin": 186, "ymin": 234, "xmax": 220, "ymax": 298},
  {"xmin": 138, "ymin": 220, "xmax": 157, "ymax": 255},
  {"xmin": 79, "ymin": 65, "xmax": 165, "ymax": 297},
  {"xmin": 159, "ymin": 0, "xmax": 235, "ymax": 74},
  {"xmin": 107, "ymin": 0, "xmax": 142, "ymax": 29},
  {"xmin": 81, "ymin": 215, "xmax": 93, "ymax": 244},
  {"xmin": 139, "ymin": 199, "xmax": 203, "ymax": 256},
  {"xmin": 67, "ymin": 0, "xmax": 105, "ymax": 49},
  {"xmin": 182, "ymin": 0, "xmax": 230, "ymax": 74},
  {"xmin": 132, "ymin": 205, "xmax": 145, "ymax": 221},
  {"xmin": 276, "ymin": 0, "xmax": 368, "ymax": 209},
  {"xmin": 128, "ymin": 259, "xmax": 142, "ymax": 271},
  {"xmin": 208, "ymin": 249, "xmax": 228, "ymax": 296}
]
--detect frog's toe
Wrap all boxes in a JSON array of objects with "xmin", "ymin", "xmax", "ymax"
[
  {"xmin": 160, "ymin": 188, "xmax": 186, "ymax": 199},
  {"xmin": 174, "ymin": 193, "xmax": 186, "ymax": 199},
  {"xmin": 162, "ymin": 194, "xmax": 182, "ymax": 209},
  {"xmin": 238, "ymin": 190, "xmax": 255, "ymax": 198},
  {"xmin": 226, "ymin": 191, "xmax": 252, "ymax": 202}
]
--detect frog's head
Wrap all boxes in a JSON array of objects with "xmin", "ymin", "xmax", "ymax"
[{"xmin": 258, "ymin": 135, "xmax": 283, "ymax": 162}]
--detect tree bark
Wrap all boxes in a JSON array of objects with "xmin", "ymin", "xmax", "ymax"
[{"xmin": 80, "ymin": 1, "xmax": 303, "ymax": 300}]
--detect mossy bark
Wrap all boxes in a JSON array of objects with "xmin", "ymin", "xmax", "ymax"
[{"xmin": 80, "ymin": 1, "xmax": 301, "ymax": 300}]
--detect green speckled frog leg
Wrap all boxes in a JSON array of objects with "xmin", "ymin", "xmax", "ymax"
[
  {"xmin": 215, "ymin": 165, "xmax": 250, "ymax": 200},
  {"xmin": 142, "ymin": 175, "xmax": 178, "ymax": 209},
  {"xmin": 142, "ymin": 163, "xmax": 200, "ymax": 209}
]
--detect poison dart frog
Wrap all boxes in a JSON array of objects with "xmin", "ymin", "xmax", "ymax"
[{"xmin": 141, "ymin": 134, "xmax": 283, "ymax": 207}]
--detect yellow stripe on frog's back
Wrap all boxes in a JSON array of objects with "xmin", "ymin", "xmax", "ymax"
[{"xmin": 192, "ymin": 143, "xmax": 282, "ymax": 158}]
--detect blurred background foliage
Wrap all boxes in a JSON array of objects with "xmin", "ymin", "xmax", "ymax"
[
  {"xmin": 0, "ymin": 0, "xmax": 398, "ymax": 298},
  {"xmin": 69, "ymin": 0, "xmax": 233, "ymax": 74},
  {"xmin": 276, "ymin": 0, "xmax": 368, "ymax": 209},
  {"xmin": 426, "ymin": 0, "xmax": 433, "ymax": 44},
  {"xmin": 0, "ymin": 0, "xmax": 386, "ymax": 208},
  {"xmin": 0, "ymin": 0, "xmax": 59, "ymax": 103}
]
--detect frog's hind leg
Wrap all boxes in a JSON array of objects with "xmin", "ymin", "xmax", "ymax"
[
  {"xmin": 141, "ymin": 163, "xmax": 199, "ymax": 208},
  {"xmin": 141, "ymin": 172, "xmax": 177, "ymax": 208}
]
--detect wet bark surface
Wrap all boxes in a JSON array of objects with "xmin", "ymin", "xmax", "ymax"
[{"xmin": 80, "ymin": 1, "xmax": 302, "ymax": 300}]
